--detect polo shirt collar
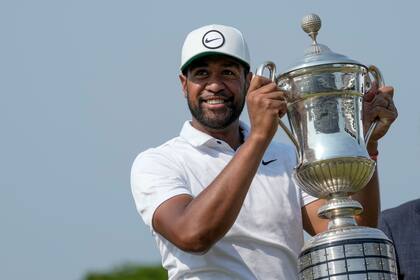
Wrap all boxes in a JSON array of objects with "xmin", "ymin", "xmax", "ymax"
[{"xmin": 180, "ymin": 120, "xmax": 250, "ymax": 148}]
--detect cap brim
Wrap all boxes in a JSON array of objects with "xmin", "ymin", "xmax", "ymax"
[{"xmin": 180, "ymin": 52, "xmax": 250, "ymax": 72}]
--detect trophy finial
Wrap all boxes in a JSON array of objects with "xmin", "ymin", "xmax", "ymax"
[{"xmin": 301, "ymin": 13, "xmax": 322, "ymax": 45}]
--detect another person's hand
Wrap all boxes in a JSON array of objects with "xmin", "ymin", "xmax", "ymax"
[
  {"xmin": 246, "ymin": 75, "xmax": 287, "ymax": 142},
  {"xmin": 363, "ymin": 82, "xmax": 398, "ymax": 154}
]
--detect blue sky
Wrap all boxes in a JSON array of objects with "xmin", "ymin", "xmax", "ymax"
[{"xmin": 2, "ymin": 1, "xmax": 419, "ymax": 279}]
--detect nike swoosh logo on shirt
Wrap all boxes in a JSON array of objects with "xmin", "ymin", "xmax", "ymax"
[{"xmin": 262, "ymin": 159, "xmax": 277, "ymax": 165}]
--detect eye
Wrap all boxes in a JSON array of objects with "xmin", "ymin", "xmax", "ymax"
[
  {"xmin": 222, "ymin": 69, "xmax": 239, "ymax": 77},
  {"xmin": 192, "ymin": 69, "xmax": 209, "ymax": 78}
]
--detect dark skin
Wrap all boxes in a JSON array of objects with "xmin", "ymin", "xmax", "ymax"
[{"xmin": 152, "ymin": 55, "xmax": 398, "ymax": 252}]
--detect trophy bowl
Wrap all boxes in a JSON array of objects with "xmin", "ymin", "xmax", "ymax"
[{"xmin": 279, "ymin": 63, "xmax": 377, "ymax": 198}]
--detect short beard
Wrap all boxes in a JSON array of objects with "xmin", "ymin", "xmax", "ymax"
[{"xmin": 187, "ymin": 91, "xmax": 245, "ymax": 130}]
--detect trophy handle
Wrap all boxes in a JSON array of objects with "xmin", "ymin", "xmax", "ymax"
[
  {"xmin": 364, "ymin": 65, "xmax": 385, "ymax": 145},
  {"xmin": 255, "ymin": 61, "xmax": 301, "ymax": 162},
  {"xmin": 255, "ymin": 61, "xmax": 277, "ymax": 81}
]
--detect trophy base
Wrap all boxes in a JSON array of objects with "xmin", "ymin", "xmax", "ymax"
[{"xmin": 298, "ymin": 226, "xmax": 398, "ymax": 280}]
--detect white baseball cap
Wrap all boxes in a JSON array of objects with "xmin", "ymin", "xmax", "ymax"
[{"xmin": 180, "ymin": 24, "xmax": 251, "ymax": 72}]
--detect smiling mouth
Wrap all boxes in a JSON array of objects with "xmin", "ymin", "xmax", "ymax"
[
  {"xmin": 202, "ymin": 98, "xmax": 234, "ymax": 109},
  {"xmin": 206, "ymin": 99, "xmax": 226, "ymax": 105}
]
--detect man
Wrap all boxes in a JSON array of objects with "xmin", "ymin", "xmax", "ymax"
[
  {"xmin": 378, "ymin": 199, "xmax": 420, "ymax": 279},
  {"xmin": 131, "ymin": 24, "xmax": 398, "ymax": 279}
]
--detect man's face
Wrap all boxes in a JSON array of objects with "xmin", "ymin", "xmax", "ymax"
[{"xmin": 179, "ymin": 56, "xmax": 250, "ymax": 130}]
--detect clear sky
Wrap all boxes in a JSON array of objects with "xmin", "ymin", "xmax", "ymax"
[{"xmin": 2, "ymin": 0, "xmax": 419, "ymax": 279}]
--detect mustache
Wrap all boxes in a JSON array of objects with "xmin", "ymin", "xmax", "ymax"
[{"xmin": 199, "ymin": 91, "xmax": 232, "ymax": 102}]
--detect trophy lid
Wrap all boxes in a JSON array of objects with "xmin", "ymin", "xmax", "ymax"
[{"xmin": 284, "ymin": 14, "xmax": 363, "ymax": 74}]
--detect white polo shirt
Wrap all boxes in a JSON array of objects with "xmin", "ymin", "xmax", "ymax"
[{"xmin": 131, "ymin": 121, "xmax": 316, "ymax": 280}]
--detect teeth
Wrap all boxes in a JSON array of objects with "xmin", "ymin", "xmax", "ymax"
[{"xmin": 207, "ymin": 99, "xmax": 225, "ymax": 104}]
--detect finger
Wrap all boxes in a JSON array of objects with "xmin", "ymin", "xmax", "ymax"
[
  {"xmin": 278, "ymin": 102, "xmax": 288, "ymax": 118},
  {"xmin": 368, "ymin": 95, "xmax": 391, "ymax": 109},
  {"xmin": 248, "ymin": 75, "xmax": 274, "ymax": 92},
  {"xmin": 262, "ymin": 99, "xmax": 287, "ymax": 115},
  {"xmin": 365, "ymin": 92, "xmax": 395, "ymax": 113},
  {"xmin": 262, "ymin": 90, "xmax": 287, "ymax": 100},
  {"xmin": 372, "ymin": 106, "xmax": 397, "ymax": 121},
  {"xmin": 248, "ymin": 82, "xmax": 279, "ymax": 98},
  {"xmin": 369, "ymin": 112, "xmax": 396, "ymax": 141},
  {"xmin": 250, "ymin": 92, "xmax": 286, "ymax": 108},
  {"xmin": 387, "ymin": 100, "xmax": 397, "ymax": 113},
  {"xmin": 377, "ymin": 85, "xmax": 394, "ymax": 99},
  {"xmin": 364, "ymin": 81, "xmax": 378, "ymax": 102},
  {"xmin": 265, "ymin": 99, "xmax": 287, "ymax": 110},
  {"xmin": 378, "ymin": 101, "xmax": 398, "ymax": 119},
  {"xmin": 365, "ymin": 86, "xmax": 394, "ymax": 107},
  {"xmin": 365, "ymin": 105, "xmax": 398, "ymax": 128}
]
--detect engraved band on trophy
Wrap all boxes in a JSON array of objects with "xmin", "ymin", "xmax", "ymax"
[{"xmin": 256, "ymin": 14, "xmax": 398, "ymax": 280}]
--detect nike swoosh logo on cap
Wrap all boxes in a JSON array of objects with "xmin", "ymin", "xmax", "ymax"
[
  {"xmin": 204, "ymin": 37, "xmax": 221, "ymax": 43},
  {"xmin": 262, "ymin": 159, "xmax": 277, "ymax": 166}
]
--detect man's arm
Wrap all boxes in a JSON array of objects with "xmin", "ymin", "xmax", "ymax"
[
  {"xmin": 302, "ymin": 84, "xmax": 397, "ymax": 236},
  {"xmin": 153, "ymin": 132, "xmax": 274, "ymax": 253},
  {"xmin": 153, "ymin": 76, "xmax": 287, "ymax": 253}
]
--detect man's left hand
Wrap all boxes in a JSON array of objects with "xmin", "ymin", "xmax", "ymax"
[{"xmin": 363, "ymin": 82, "xmax": 398, "ymax": 154}]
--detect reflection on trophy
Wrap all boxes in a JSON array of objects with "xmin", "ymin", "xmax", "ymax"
[
  {"xmin": 257, "ymin": 14, "xmax": 398, "ymax": 279},
  {"xmin": 311, "ymin": 96, "xmax": 340, "ymax": 134}
]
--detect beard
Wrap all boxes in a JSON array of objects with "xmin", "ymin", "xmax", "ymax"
[{"xmin": 187, "ymin": 91, "xmax": 245, "ymax": 130}]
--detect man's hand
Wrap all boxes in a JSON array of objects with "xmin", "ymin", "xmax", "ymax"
[
  {"xmin": 246, "ymin": 75, "xmax": 287, "ymax": 143},
  {"xmin": 363, "ymin": 82, "xmax": 398, "ymax": 154}
]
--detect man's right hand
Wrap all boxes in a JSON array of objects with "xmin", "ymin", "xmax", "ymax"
[{"xmin": 246, "ymin": 75, "xmax": 287, "ymax": 144}]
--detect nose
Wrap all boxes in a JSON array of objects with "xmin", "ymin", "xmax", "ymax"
[{"xmin": 205, "ymin": 75, "xmax": 225, "ymax": 93}]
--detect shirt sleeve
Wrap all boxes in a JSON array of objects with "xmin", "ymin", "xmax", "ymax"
[
  {"xmin": 299, "ymin": 187, "xmax": 318, "ymax": 207},
  {"xmin": 130, "ymin": 149, "xmax": 192, "ymax": 230}
]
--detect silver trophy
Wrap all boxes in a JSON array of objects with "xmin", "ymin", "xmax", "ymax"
[{"xmin": 257, "ymin": 14, "xmax": 398, "ymax": 279}]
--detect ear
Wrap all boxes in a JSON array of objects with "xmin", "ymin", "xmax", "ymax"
[
  {"xmin": 246, "ymin": 72, "xmax": 253, "ymax": 85},
  {"xmin": 179, "ymin": 73, "xmax": 188, "ymax": 98},
  {"xmin": 245, "ymin": 71, "xmax": 253, "ymax": 92}
]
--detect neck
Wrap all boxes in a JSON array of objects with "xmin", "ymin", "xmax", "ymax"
[{"xmin": 191, "ymin": 119, "xmax": 243, "ymax": 150}]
